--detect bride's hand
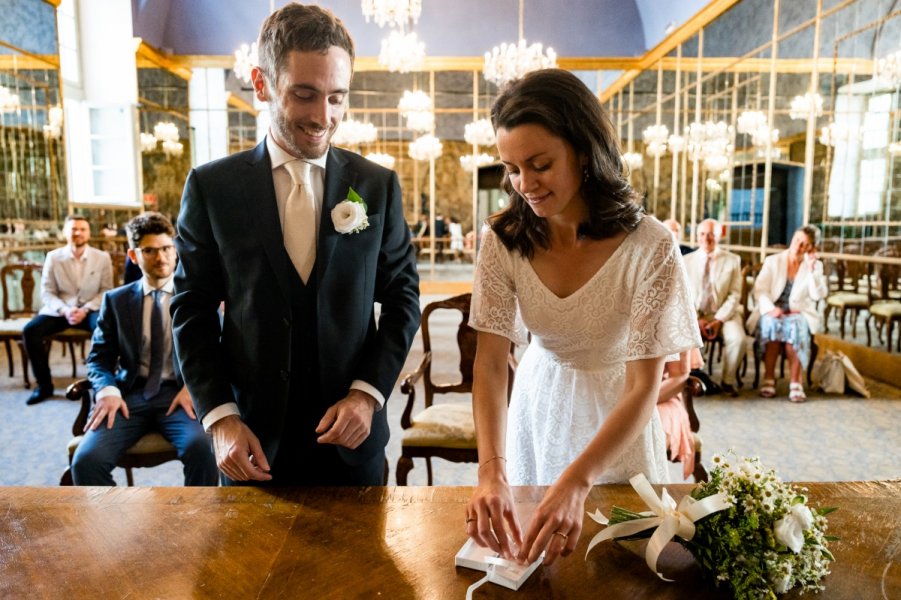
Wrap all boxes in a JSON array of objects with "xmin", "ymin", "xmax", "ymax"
[
  {"xmin": 466, "ymin": 464, "xmax": 522, "ymax": 559},
  {"xmin": 518, "ymin": 473, "xmax": 590, "ymax": 566}
]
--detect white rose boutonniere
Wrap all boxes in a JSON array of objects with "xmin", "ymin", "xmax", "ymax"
[{"xmin": 331, "ymin": 187, "xmax": 369, "ymax": 234}]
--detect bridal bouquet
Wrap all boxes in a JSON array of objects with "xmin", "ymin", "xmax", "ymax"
[{"xmin": 586, "ymin": 453, "xmax": 835, "ymax": 599}]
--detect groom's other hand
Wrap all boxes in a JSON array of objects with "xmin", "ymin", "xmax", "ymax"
[
  {"xmin": 210, "ymin": 415, "xmax": 272, "ymax": 481},
  {"xmin": 316, "ymin": 390, "xmax": 377, "ymax": 449}
]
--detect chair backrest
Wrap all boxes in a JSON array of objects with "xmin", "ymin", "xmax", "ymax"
[
  {"xmin": 1, "ymin": 262, "xmax": 42, "ymax": 320},
  {"xmin": 418, "ymin": 292, "xmax": 515, "ymax": 409},
  {"xmin": 740, "ymin": 262, "xmax": 761, "ymax": 318}
]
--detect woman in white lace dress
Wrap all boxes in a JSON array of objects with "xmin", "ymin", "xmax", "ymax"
[{"xmin": 465, "ymin": 70, "xmax": 701, "ymax": 567}]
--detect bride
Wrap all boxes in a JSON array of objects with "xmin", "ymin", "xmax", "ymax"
[{"xmin": 465, "ymin": 69, "xmax": 700, "ymax": 567}]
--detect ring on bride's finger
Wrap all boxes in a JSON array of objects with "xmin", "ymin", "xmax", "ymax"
[
  {"xmin": 465, "ymin": 517, "xmax": 476, "ymax": 523},
  {"xmin": 553, "ymin": 531, "xmax": 568, "ymax": 540}
]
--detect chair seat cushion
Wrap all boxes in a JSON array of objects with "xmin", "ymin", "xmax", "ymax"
[
  {"xmin": 870, "ymin": 301, "xmax": 901, "ymax": 318},
  {"xmin": 0, "ymin": 317, "xmax": 32, "ymax": 335},
  {"xmin": 826, "ymin": 292, "xmax": 869, "ymax": 308},
  {"xmin": 68, "ymin": 432, "xmax": 176, "ymax": 456},
  {"xmin": 401, "ymin": 403, "xmax": 476, "ymax": 449}
]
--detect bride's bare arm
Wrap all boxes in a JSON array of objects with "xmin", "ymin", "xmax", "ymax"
[{"xmin": 466, "ymin": 330, "xmax": 522, "ymax": 558}]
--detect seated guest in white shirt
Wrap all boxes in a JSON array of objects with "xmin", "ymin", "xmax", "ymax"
[
  {"xmin": 683, "ymin": 219, "xmax": 746, "ymax": 395},
  {"xmin": 70, "ymin": 212, "xmax": 217, "ymax": 486}
]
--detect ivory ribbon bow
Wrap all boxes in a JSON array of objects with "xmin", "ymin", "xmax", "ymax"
[{"xmin": 585, "ymin": 473, "xmax": 731, "ymax": 581}]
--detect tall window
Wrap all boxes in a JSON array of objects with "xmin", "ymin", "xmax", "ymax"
[{"xmin": 57, "ymin": 0, "xmax": 81, "ymax": 89}]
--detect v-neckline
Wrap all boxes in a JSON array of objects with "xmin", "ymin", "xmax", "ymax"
[{"xmin": 526, "ymin": 229, "xmax": 632, "ymax": 301}]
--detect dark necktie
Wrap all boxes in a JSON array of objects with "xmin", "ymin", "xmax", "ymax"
[{"xmin": 143, "ymin": 289, "xmax": 164, "ymax": 399}]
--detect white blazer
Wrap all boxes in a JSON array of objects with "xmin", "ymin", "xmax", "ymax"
[
  {"xmin": 39, "ymin": 245, "xmax": 114, "ymax": 316},
  {"xmin": 683, "ymin": 247, "xmax": 743, "ymax": 323},
  {"xmin": 749, "ymin": 250, "xmax": 829, "ymax": 334}
]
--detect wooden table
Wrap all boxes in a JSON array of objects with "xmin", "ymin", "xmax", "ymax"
[{"xmin": 1, "ymin": 482, "xmax": 897, "ymax": 599}]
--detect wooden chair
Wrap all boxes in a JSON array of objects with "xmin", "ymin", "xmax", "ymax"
[
  {"xmin": 865, "ymin": 246, "xmax": 901, "ymax": 350},
  {"xmin": 823, "ymin": 253, "xmax": 872, "ymax": 340},
  {"xmin": 395, "ymin": 293, "xmax": 516, "ymax": 485},
  {"xmin": 60, "ymin": 378, "xmax": 179, "ymax": 486},
  {"xmin": 678, "ymin": 375, "xmax": 708, "ymax": 482},
  {"xmin": 0, "ymin": 262, "xmax": 92, "ymax": 387}
]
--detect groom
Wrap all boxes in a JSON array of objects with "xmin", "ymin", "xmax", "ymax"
[{"xmin": 171, "ymin": 3, "xmax": 420, "ymax": 486}]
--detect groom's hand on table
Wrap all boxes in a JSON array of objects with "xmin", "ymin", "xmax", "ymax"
[
  {"xmin": 210, "ymin": 415, "xmax": 272, "ymax": 481},
  {"xmin": 316, "ymin": 390, "xmax": 377, "ymax": 449}
]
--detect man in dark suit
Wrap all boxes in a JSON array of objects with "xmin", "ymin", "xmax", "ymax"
[
  {"xmin": 171, "ymin": 3, "xmax": 420, "ymax": 487},
  {"xmin": 71, "ymin": 213, "xmax": 217, "ymax": 486}
]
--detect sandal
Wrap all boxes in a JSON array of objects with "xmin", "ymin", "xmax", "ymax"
[
  {"xmin": 759, "ymin": 379, "xmax": 776, "ymax": 398},
  {"xmin": 789, "ymin": 382, "xmax": 807, "ymax": 403}
]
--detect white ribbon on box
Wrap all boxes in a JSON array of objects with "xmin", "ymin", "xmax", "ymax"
[{"xmin": 585, "ymin": 473, "xmax": 731, "ymax": 581}]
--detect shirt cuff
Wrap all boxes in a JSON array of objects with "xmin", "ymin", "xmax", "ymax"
[
  {"xmin": 350, "ymin": 380, "xmax": 385, "ymax": 410},
  {"xmin": 201, "ymin": 402, "xmax": 241, "ymax": 431},
  {"xmin": 95, "ymin": 386, "xmax": 121, "ymax": 400}
]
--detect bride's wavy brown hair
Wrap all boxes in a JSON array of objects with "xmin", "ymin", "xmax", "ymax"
[{"xmin": 489, "ymin": 69, "xmax": 642, "ymax": 259}]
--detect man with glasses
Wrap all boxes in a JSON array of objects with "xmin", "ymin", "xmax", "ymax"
[
  {"xmin": 70, "ymin": 212, "xmax": 217, "ymax": 486},
  {"xmin": 24, "ymin": 215, "xmax": 113, "ymax": 405}
]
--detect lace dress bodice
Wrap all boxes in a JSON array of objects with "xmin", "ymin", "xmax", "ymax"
[{"xmin": 470, "ymin": 217, "xmax": 701, "ymax": 484}]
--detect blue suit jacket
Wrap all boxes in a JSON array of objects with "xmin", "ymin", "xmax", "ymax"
[
  {"xmin": 171, "ymin": 141, "xmax": 420, "ymax": 466},
  {"xmin": 87, "ymin": 281, "xmax": 181, "ymax": 395}
]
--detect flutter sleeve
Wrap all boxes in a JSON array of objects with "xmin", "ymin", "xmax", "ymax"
[
  {"xmin": 627, "ymin": 231, "xmax": 703, "ymax": 361},
  {"xmin": 469, "ymin": 229, "xmax": 529, "ymax": 346}
]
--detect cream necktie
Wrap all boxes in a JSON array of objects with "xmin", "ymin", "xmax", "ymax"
[
  {"xmin": 700, "ymin": 253, "xmax": 716, "ymax": 315},
  {"xmin": 283, "ymin": 160, "xmax": 316, "ymax": 283}
]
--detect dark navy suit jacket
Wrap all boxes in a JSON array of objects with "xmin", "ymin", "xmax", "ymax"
[
  {"xmin": 87, "ymin": 280, "xmax": 182, "ymax": 395},
  {"xmin": 171, "ymin": 141, "xmax": 420, "ymax": 467}
]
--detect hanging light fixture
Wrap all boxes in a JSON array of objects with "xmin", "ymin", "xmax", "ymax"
[
  {"xmin": 736, "ymin": 111, "xmax": 777, "ymax": 148},
  {"xmin": 42, "ymin": 105, "xmax": 63, "ymax": 139},
  {"xmin": 789, "ymin": 92, "xmax": 823, "ymax": 121},
  {"xmin": 483, "ymin": 0, "xmax": 556, "ymax": 87},
  {"xmin": 152, "ymin": 121, "xmax": 183, "ymax": 158},
  {"xmin": 642, "ymin": 124, "xmax": 669, "ymax": 157},
  {"xmin": 876, "ymin": 44, "xmax": 901, "ymax": 87},
  {"xmin": 687, "ymin": 120, "xmax": 734, "ymax": 172},
  {"xmin": 668, "ymin": 133, "xmax": 685, "ymax": 154},
  {"xmin": 378, "ymin": 29, "xmax": 425, "ymax": 73},
  {"xmin": 361, "ymin": 0, "xmax": 422, "ymax": 29},
  {"xmin": 408, "ymin": 134, "xmax": 442, "ymax": 161},
  {"xmin": 622, "ymin": 152, "xmax": 643, "ymax": 171},
  {"xmin": 398, "ymin": 89, "xmax": 434, "ymax": 132},
  {"xmin": 233, "ymin": 42, "xmax": 259, "ymax": 85},
  {"xmin": 0, "ymin": 85, "xmax": 20, "ymax": 112},
  {"xmin": 332, "ymin": 119, "xmax": 379, "ymax": 147},
  {"xmin": 464, "ymin": 118, "xmax": 496, "ymax": 147},
  {"xmin": 365, "ymin": 152, "xmax": 396, "ymax": 169},
  {"xmin": 460, "ymin": 153, "xmax": 495, "ymax": 172},
  {"xmin": 140, "ymin": 132, "xmax": 158, "ymax": 153}
]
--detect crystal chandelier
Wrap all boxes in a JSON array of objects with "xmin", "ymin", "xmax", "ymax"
[
  {"xmin": 789, "ymin": 92, "xmax": 823, "ymax": 121},
  {"xmin": 332, "ymin": 119, "xmax": 378, "ymax": 147},
  {"xmin": 876, "ymin": 45, "xmax": 901, "ymax": 87},
  {"xmin": 705, "ymin": 178, "xmax": 723, "ymax": 193},
  {"xmin": 687, "ymin": 120, "xmax": 734, "ymax": 171},
  {"xmin": 642, "ymin": 124, "xmax": 669, "ymax": 157},
  {"xmin": 460, "ymin": 153, "xmax": 495, "ymax": 172},
  {"xmin": 464, "ymin": 118, "xmax": 496, "ymax": 147},
  {"xmin": 622, "ymin": 152, "xmax": 643, "ymax": 171},
  {"xmin": 378, "ymin": 30, "xmax": 425, "ymax": 73},
  {"xmin": 668, "ymin": 134, "xmax": 685, "ymax": 154},
  {"xmin": 233, "ymin": 42, "xmax": 258, "ymax": 85},
  {"xmin": 408, "ymin": 134, "xmax": 442, "ymax": 161},
  {"xmin": 362, "ymin": 0, "xmax": 422, "ymax": 28},
  {"xmin": 42, "ymin": 105, "xmax": 63, "ymax": 139},
  {"xmin": 736, "ymin": 111, "xmax": 777, "ymax": 148},
  {"xmin": 0, "ymin": 85, "xmax": 20, "ymax": 112},
  {"xmin": 140, "ymin": 132, "xmax": 158, "ymax": 153},
  {"xmin": 398, "ymin": 90, "xmax": 434, "ymax": 132},
  {"xmin": 365, "ymin": 152, "xmax": 396, "ymax": 169},
  {"xmin": 151, "ymin": 121, "xmax": 184, "ymax": 158},
  {"xmin": 483, "ymin": 0, "xmax": 556, "ymax": 87}
]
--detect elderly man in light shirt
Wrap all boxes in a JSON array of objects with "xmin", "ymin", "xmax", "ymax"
[
  {"xmin": 23, "ymin": 215, "xmax": 113, "ymax": 405},
  {"xmin": 683, "ymin": 218, "xmax": 746, "ymax": 395}
]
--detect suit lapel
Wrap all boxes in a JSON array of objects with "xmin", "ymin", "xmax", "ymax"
[
  {"xmin": 242, "ymin": 140, "xmax": 294, "ymax": 303},
  {"xmin": 125, "ymin": 282, "xmax": 144, "ymax": 367},
  {"xmin": 316, "ymin": 148, "xmax": 357, "ymax": 283}
]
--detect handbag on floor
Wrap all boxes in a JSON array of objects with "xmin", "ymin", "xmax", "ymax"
[{"xmin": 813, "ymin": 350, "xmax": 870, "ymax": 398}]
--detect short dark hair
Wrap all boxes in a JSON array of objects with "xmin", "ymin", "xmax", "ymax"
[
  {"xmin": 126, "ymin": 212, "xmax": 175, "ymax": 248},
  {"xmin": 489, "ymin": 69, "xmax": 642, "ymax": 259},
  {"xmin": 257, "ymin": 2, "xmax": 355, "ymax": 87},
  {"xmin": 64, "ymin": 214, "xmax": 90, "ymax": 226}
]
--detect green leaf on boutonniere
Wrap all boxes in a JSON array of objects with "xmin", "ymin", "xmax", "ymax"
[{"xmin": 346, "ymin": 186, "xmax": 366, "ymax": 209}]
